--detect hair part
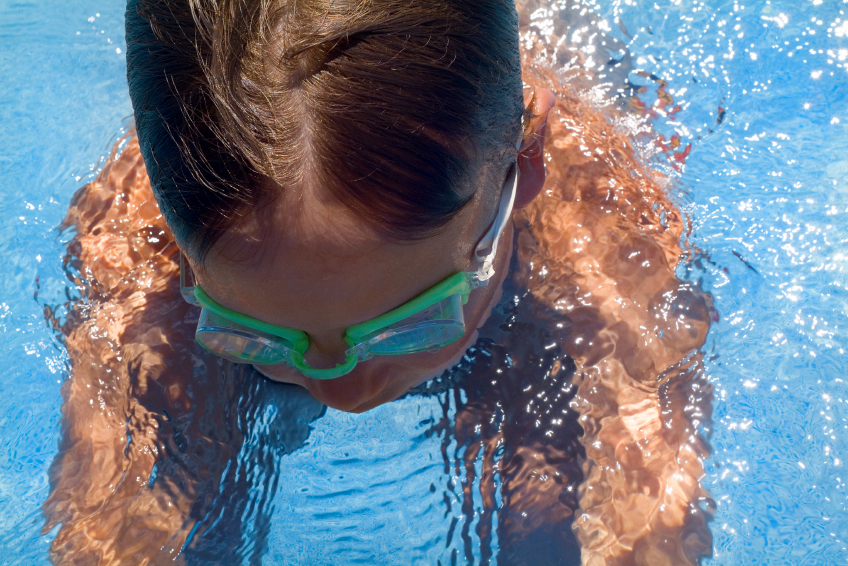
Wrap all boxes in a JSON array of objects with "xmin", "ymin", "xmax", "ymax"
[{"xmin": 126, "ymin": 0, "xmax": 524, "ymax": 261}]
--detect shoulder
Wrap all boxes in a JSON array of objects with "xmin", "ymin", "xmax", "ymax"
[{"xmin": 62, "ymin": 135, "xmax": 177, "ymax": 295}]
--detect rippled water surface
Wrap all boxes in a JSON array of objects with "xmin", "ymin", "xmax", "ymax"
[
  {"xmin": 585, "ymin": 1, "xmax": 848, "ymax": 564},
  {"xmin": 0, "ymin": 1, "xmax": 131, "ymax": 563},
  {"xmin": 1, "ymin": 0, "xmax": 847, "ymax": 564}
]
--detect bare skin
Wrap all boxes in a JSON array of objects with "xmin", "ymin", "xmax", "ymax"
[
  {"xmin": 193, "ymin": 89, "xmax": 553, "ymax": 413},
  {"xmin": 42, "ymin": 10, "xmax": 714, "ymax": 565},
  {"xmin": 516, "ymin": 70, "xmax": 714, "ymax": 564},
  {"xmin": 43, "ymin": 142, "xmax": 194, "ymax": 564}
]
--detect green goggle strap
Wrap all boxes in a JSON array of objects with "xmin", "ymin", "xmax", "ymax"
[{"xmin": 289, "ymin": 350, "xmax": 359, "ymax": 380}]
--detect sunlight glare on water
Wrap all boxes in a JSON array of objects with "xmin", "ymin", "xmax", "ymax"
[
  {"xmin": 574, "ymin": 0, "xmax": 848, "ymax": 563},
  {"xmin": 0, "ymin": 0, "xmax": 131, "ymax": 562},
  {"xmin": 1, "ymin": 0, "xmax": 848, "ymax": 564}
]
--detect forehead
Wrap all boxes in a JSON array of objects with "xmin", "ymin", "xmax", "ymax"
[{"xmin": 193, "ymin": 186, "xmax": 485, "ymax": 332}]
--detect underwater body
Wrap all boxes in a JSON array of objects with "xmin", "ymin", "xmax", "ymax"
[{"xmin": 1, "ymin": 0, "xmax": 847, "ymax": 565}]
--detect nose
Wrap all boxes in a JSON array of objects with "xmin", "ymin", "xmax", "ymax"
[{"xmin": 301, "ymin": 332, "xmax": 351, "ymax": 371}]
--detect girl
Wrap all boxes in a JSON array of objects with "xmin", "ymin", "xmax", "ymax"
[{"xmin": 43, "ymin": 0, "xmax": 714, "ymax": 563}]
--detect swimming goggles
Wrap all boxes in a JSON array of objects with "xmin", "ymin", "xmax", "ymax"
[{"xmin": 180, "ymin": 160, "xmax": 519, "ymax": 380}]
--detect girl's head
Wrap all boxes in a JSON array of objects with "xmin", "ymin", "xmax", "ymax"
[
  {"xmin": 125, "ymin": 0, "xmax": 554, "ymax": 410},
  {"xmin": 127, "ymin": 0, "xmax": 526, "ymax": 259}
]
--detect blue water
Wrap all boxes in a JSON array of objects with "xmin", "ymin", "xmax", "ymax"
[
  {"xmin": 0, "ymin": 1, "xmax": 131, "ymax": 563},
  {"xmin": 1, "ymin": 0, "xmax": 847, "ymax": 564},
  {"xmin": 588, "ymin": 2, "xmax": 848, "ymax": 563}
]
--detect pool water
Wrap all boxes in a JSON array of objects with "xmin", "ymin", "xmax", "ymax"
[
  {"xmin": 1, "ymin": 0, "xmax": 847, "ymax": 564},
  {"xmin": 591, "ymin": 1, "xmax": 848, "ymax": 563},
  {"xmin": 0, "ymin": 1, "xmax": 132, "ymax": 563}
]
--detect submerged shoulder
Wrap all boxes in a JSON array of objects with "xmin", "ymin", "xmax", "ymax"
[{"xmin": 62, "ymin": 135, "xmax": 177, "ymax": 296}]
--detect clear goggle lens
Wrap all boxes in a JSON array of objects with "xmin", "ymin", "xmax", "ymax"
[
  {"xmin": 351, "ymin": 294, "xmax": 466, "ymax": 359},
  {"xmin": 196, "ymin": 309, "xmax": 295, "ymax": 365}
]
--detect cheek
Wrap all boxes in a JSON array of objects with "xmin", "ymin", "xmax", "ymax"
[{"xmin": 253, "ymin": 363, "xmax": 306, "ymax": 387}]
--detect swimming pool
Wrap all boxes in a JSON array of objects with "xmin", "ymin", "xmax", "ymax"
[{"xmin": 0, "ymin": 0, "xmax": 847, "ymax": 564}]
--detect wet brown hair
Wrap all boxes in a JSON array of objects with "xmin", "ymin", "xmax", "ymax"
[{"xmin": 125, "ymin": 0, "xmax": 524, "ymax": 260}]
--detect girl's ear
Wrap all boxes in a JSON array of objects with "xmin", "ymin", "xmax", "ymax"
[{"xmin": 514, "ymin": 88, "xmax": 556, "ymax": 209}]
